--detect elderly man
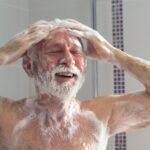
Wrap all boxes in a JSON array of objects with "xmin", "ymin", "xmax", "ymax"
[{"xmin": 0, "ymin": 19, "xmax": 150, "ymax": 150}]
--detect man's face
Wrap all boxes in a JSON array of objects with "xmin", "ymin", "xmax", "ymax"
[{"xmin": 31, "ymin": 28, "xmax": 86, "ymax": 100}]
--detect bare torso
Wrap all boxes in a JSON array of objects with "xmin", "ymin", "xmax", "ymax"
[
  {"xmin": 0, "ymin": 17, "xmax": 150, "ymax": 150},
  {"xmin": 0, "ymin": 97, "xmax": 109, "ymax": 150}
]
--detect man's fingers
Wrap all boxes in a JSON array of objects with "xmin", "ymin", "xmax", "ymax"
[
  {"xmin": 63, "ymin": 19, "xmax": 89, "ymax": 27},
  {"xmin": 68, "ymin": 29, "xmax": 85, "ymax": 38},
  {"xmin": 57, "ymin": 19, "xmax": 91, "ymax": 32},
  {"xmin": 28, "ymin": 23, "xmax": 50, "ymax": 34},
  {"xmin": 0, "ymin": 40, "xmax": 30, "ymax": 65},
  {"xmin": 0, "ymin": 20, "xmax": 51, "ymax": 65},
  {"xmin": 28, "ymin": 20, "xmax": 50, "ymax": 30},
  {"xmin": 0, "ymin": 18, "xmax": 105, "ymax": 65}
]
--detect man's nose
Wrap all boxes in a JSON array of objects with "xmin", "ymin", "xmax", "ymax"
[{"xmin": 60, "ymin": 52, "xmax": 75, "ymax": 67}]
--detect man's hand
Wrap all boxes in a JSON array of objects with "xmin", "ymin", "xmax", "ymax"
[
  {"xmin": 59, "ymin": 19, "xmax": 150, "ymax": 94},
  {"xmin": 0, "ymin": 18, "xmax": 116, "ymax": 65},
  {"xmin": 0, "ymin": 20, "xmax": 50, "ymax": 65},
  {"xmin": 59, "ymin": 19, "xmax": 115, "ymax": 61}
]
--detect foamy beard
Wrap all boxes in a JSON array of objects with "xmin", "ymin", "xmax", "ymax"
[{"xmin": 34, "ymin": 64, "xmax": 85, "ymax": 101}]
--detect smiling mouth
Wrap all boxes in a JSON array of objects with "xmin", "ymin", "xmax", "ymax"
[{"xmin": 55, "ymin": 72, "xmax": 77, "ymax": 78}]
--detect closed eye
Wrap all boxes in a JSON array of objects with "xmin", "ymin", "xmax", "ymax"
[
  {"xmin": 44, "ymin": 44, "xmax": 62, "ymax": 54},
  {"xmin": 47, "ymin": 50, "xmax": 61, "ymax": 53},
  {"xmin": 71, "ymin": 50, "xmax": 84, "ymax": 56},
  {"xmin": 45, "ymin": 49, "xmax": 62, "ymax": 54}
]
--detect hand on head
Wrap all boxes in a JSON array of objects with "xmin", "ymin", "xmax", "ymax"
[
  {"xmin": 59, "ymin": 19, "xmax": 114, "ymax": 60},
  {"xmin": 0, "ymin": 18, "xmax": 113, "ymax": 65},
  {"xmin": 0, "ymin": 20, "xmax": 50, "ymax": 65}
]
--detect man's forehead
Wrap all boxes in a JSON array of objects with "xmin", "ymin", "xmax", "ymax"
[{"xmin": 44, "ymin": 29, "xmax": 83, "ymax": 49}]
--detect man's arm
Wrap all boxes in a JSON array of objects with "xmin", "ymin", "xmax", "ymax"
[
  {"xmin": 62, "ymin": 19, "xmax": 150, "ymax": 93},
  {"xmin": 0, "ymin": 18, "xmax": 150, "ymax": 136},
  {"xmin": 64, "ymin": 19, "xmax": 150, "ymax": 135},
  {"xmin": 82, "ymin": 91, "xmax": 150, "ymax": 136},
  {"xmin": 85, "ymin": 32, "xmax": 150, "ymax": 135},
  {"xmin": 107, "ymin": 47, "xmax": 150, "ymax": 94},
  {"xmin": 61, "ymin": 19, "xmax": 150, "ymax": 93},
  {"xmin": 101, "ymin": 48, "xmax": 150, "ymax": 135},
  {"xmin": 84, "ymin": 28, "xmax": 150, "ymax": 135},
  {"xmin": 0, "ymin": 20, "xmax": 50, "ymax": 65}
]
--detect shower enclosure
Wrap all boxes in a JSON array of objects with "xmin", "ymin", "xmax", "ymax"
[{"xmin": 0, "ymin": 0, "xmax": 150, "ymax": 149}]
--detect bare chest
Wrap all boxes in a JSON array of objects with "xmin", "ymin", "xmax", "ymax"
[{"xmin": 3, "ymin": 111, "xmax": 109, "ymax": 150}]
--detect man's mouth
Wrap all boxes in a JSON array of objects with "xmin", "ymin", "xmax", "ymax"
[
  {"xmin": 55, "ymin": 72, "xmax": 77, "ymax": 83},
  {"xmin": 56, "ymin": 72, "xmax": 77, "ymax": 78}
]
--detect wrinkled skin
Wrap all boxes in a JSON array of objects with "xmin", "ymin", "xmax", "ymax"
[{"xmin": 0, "ymin": 19, "xmax": 150, "ymax": 150}]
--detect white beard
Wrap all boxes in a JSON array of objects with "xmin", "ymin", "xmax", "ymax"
[{"xmin": 34, "ymin": 64, "xmax": 85, "ymax": 100}]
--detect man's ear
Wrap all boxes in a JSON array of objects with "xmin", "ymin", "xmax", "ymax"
[{"xmin": 22, "ymin": 54, "xmax": 34, "ymax": 78}]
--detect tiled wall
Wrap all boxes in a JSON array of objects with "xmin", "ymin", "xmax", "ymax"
[
  {"xmin": 0, "ymin": 0, "xmax": 30, "ymax": 100},
  {"xmin": 123, "ymin": 1, "xmax": 150, "ymax": 150},
  {"xmin": 99, "ymin": 0, "xmax": 150, "ymax": 150},
  {"xmin": 92, "ymin": 0, "xmax": 150, "ymax": 150},
  {"xmin": 0, "ymin": 0, "xmax": 150, "ymax": 149},
  {"xmin": 111, "ymin": 0, "xmax": 126, "ymax": 150}
]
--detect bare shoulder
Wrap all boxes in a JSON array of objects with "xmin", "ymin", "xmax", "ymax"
[
  {"xmin": 0, "ymin": 97, "xmax": 27, "ymax": 147},
  {"xmin": 0, "ymin": 96, "xmax": 14, "ymax": 114},
  {"xmin": 0, "ymin": 96, "xmax": 12, "ymax": 104},
  {"xmin": 0, "ymin": 96, "xmax": 27, "ymax": 127},
  {"xmin": 0, "ymin": 96, "xmax": 26, "ymax": 112}
]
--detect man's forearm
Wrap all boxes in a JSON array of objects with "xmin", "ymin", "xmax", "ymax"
[
  {"xmin": 84, "ymin": 29, "xmax": 150, "ymax": 94},
  {"xmin": 109, "ymin": 47, "xmax": 150, "ymax": 94}
]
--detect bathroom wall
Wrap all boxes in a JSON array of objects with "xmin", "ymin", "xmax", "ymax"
[
  {"xmin": 123, "ymin": 0, "xmax": 150, "ymax": 150},
  {"xmin": 96, "ymin": 0, "xmax": 150, "ymax": 150},
  {"xmin": 0, "ymin": 0, "xmax": 30, "ymax": 99},
  {"xmin": 0, "ymin": 0, "xmax": 149, "ymax": 149}
]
